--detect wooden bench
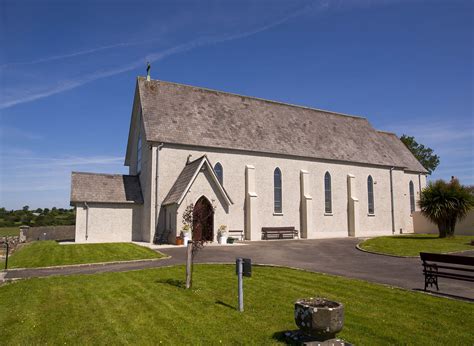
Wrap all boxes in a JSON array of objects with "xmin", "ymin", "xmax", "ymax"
[
  {"xmin": 420, "ymin": 252, "xmax": 474, "ymax": 291},
  {"xmin": 228, "ymin": 230, "xmax": 244, "ymax": 241},
  {"xmin": 262, "ymin": 227, "xmax": 299, "ymax": 240}
]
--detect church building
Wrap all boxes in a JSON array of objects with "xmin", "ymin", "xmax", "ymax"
[{"xmin": 70, "ymin": 76, "xmax": 427, "ymax": 244}]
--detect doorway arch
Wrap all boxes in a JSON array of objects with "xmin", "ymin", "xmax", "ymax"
[{"xmin": 193, "ymin": 196, "xmax": 214, "ymax": 241}]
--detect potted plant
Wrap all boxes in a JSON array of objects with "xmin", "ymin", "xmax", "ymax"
[
  {"xmin": 176, "ymin": 236, "xmax": 184, "ymax": 246},
  {"xmin": 181, "ymin": 204, "xmax": 193, "ymax": 246},
  {"xmin": 294, "ymin": 297, "xmax": 344, "ymax": 341},
  {"xmin": 181, "ymin": 225, "xmax": 191, "ymax": 246},
  {"xmin": 217, "ymin": 225, "xmax": 228, "ymax": 244}
]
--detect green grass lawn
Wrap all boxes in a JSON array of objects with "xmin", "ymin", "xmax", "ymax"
[
  {"xmin": 360, "ymin": 233, "xmax": 474, "ymax": 257},
  {"xmin": 0, "ymin": 227, "xmax": 20, "ymax": 237},
  {"xmin": 0, "ymin": 265, "xmax": 472, "ymax": 344},
  {"xmin": 5, "ymin": 241, "xmax": 164, "ymax": 268}
]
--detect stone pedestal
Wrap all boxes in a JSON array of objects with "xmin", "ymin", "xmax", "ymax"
[{"xmin": 284, "ymin": 330, "xmax": 352, "ymax": 345}]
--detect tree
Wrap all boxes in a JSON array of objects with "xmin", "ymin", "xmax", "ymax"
[
  {"xmin": 181, "ymin": 201, "xmax": 216, "ymax": 289},
  {"xmin": 400, "ymin": 135, "xmax": 440, "ymax": 174},
  {"xmin": 465, "ymin": 185, "xmax": 474, "ymax": 195},
  {"xmin": 35, "ymin": 215, "xmax": 46, "ymax": 226},
  {"xmin": 182, "ymin": 203, "xmax": 198, "ymax": 289},
  {"xmin": 22, "ymin": 205, "xmax": 30, "ymax": 212},
  {"xmin": 418, "ymin": 178, "xmax": 474, "ymax": 238}
]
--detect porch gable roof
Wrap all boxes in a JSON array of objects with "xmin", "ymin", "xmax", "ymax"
[{"xmin": 162, "ymin": 155, "xmax": 233, "ymax": 206}]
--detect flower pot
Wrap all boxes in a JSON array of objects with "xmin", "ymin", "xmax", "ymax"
[
  {"xmin": 183, "ymin": 235, "xmax": 190, "ymax": 246},
  {"xmin": 294, "ymin": 298, "xmax": 344, "ymax": 341},
  {"xmin": 176, "ymin": 237, "xmax": 184, "ymax": 246},
  {"xmin": 227, "ymin": 237, "xmax": 235, "ymax": 244},
  {"xmin": 218, "ymin": 235, "xmax": 228, "ymax": 244}
]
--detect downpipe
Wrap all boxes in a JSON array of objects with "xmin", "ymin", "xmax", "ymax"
[
  {"xmin": 389, "ymin": 167, "xmax": 395, "ymax": 234},
  {"xmin": 154, "ymin": 143, "xmax": 164, "ymax": 241},
  {"xmin": 84, "ymin": 202, "xmax": 89, "ymax": 241}
]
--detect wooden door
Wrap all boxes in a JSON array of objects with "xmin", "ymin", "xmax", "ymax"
[{"xmin": 192, "ymin": 196, "xmax": 214, "ymax": 241}]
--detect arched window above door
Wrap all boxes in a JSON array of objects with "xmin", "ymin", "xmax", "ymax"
[{"xmin": 214, "ymin": 162, "xmax": 223, "ymax": 185}]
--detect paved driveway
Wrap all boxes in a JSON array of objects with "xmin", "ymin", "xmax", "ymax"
[
  {"xmin": 162, "ymin": 238, "xmax": 473, "ymax": 300},
  {"xmin": 4, "ymin": 238, "xmax": 473, "ymax": 300}
]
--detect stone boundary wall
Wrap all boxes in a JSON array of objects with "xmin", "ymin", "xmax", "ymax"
[
  {"xmin": 413, "ymin": 210, "xmax": 474, "ymax": 236},
  {"xmin": 0, "ymin": 236, "xmax": 21, "ymax": 260},
  {"xmin": 20, "ymin": 225, "xmax": 76, "ymax": 242}
]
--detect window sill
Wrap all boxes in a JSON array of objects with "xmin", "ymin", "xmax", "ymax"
[
  {"xmin": 367, "ymin": 213, "xmax": 375, "ymax": 217},
  {"xmin": 273, "ymin": 212, "xmax": 283, "ymax": 216},
  {"xmin": 324, "ymin": 213, "xmax": 333, "ymax": 216}
]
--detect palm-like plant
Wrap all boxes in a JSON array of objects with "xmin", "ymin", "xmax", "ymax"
[{"xmin": 418, "ymin": 178, "xmax": 474, "ymax": 238}]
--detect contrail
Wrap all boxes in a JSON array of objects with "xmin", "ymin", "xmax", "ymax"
[
  {"xmin": 0, "ymin": 2, "xmax": 324, "ymax": 110},
  {"xmin": 0, "ymin": 37, "xmax": 164, "ymax": 70}
]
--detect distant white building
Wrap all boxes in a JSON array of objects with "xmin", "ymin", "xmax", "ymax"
[{"xmin": 70, "ymin": 77, "xmax": 427, "ymax": 243}]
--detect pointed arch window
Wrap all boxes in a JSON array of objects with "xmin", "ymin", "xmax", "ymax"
[
  {"xmin": 274, "ymin": 168, "xmax": 282, "ymax": 213},
  {"xmin": 409, "ymin": 181, "xmax": 415, "ymax": 213},
  {"xmin": 367, "ymin": 175, "xmax": 374, "ymax": 214},
  {"xmin": 214, "ymin": 162, "xmax": 223, "ymax": 185},
  {"xmin": 324, "ymin": 172, "xmax": 332, "ymax": 213}
]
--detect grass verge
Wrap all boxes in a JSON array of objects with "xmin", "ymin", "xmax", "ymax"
[
  {"xmin": 359, "ymin": 233, "xmax": 473, "ymax": 257},
  {"xmin": 0, "ymin": 227, "xmax": 20, "ymax": 237},
  {"xmin": 0, "ymin": 265, "xmax": 472, "ymax": 344},
  {"xmin": 5, "ymin": 241, "xmax": 164, "ymax": 268}
]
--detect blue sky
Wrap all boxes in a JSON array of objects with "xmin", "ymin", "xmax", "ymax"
[{"xmin": 0, "ymin": 0, "xmax": 472, "ymax": 209}]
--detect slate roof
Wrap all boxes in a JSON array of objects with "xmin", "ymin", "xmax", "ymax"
[
  {"xmin": 70, "ymin": 172, "xmax": 143, "ymax": 205},
  {"xmin": 162, "ymin": 158, "xmax": 203, "ymax": 205},
  {"xmin": 136, "ymin": 77, "xmax": 427, "ymax": 173},
  {"xmin": 162, "ymin": 155, "xmax": 233, "ymax": 206},
  {"xmin": 375, "ymin": 131, "xmax": 426, "ymax": 172}
]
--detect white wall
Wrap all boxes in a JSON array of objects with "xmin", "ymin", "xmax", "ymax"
[
  {"xmin": 75, "ymin": 203, "xmax": 142, "ymax": 243},
  {"xmin": 155, "ymin": 144, "xmax": 425, "ymax": 241},
  {"xmin": 128, "ymin": 111, "xmax": 153, "ymax": 242},
  {"xmin": 413, "ymin": 210, "xmax": 474, "ymax": 236},
  {"xmin": 392, "ymin": 170, "xmax": 426, "ymax": 234}
]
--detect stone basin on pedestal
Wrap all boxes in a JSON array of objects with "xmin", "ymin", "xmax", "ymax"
[{"xmin": 294, "ymin": 297, "xmax": 344, "ymax": 341}]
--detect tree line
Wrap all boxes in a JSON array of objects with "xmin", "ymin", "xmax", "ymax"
[{"xmin": 0, "ymin": 206, "xmax": 75, "ymax": 228}]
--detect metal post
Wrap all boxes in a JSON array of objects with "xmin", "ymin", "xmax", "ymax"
[
  {"xmin": 4, "ymin": 241, "xmax": 9, "ymax": 270},
  {"xmin": 389, "ymin": 167, "xmax": 395, "ymax": 234},
  {"xmin": 237, "ymin": 257, "xmax": 243, "ymax": 312},
  {"xmin": 185, "ymin": 242, "xmax": 193, "ymax": 289}
]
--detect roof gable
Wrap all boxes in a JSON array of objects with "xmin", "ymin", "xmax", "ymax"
[
  {"xmin": 125, "ymin": 84, "xmax": 142, "ymax": 167},
  {"xmin": 162, "ymin": 156, "xmax": 233, "ymax": 206},
  {"xmin": 375, "ymin": 131, "xmax": 426, "ymax": 172}
]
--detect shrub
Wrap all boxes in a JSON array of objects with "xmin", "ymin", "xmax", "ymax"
[{"xmin": 419, "ymin": 178, "xmax": 474, "ymax": 238}]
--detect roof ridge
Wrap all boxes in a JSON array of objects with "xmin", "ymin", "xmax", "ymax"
[
  {"xmin": 137, "ymin": 76, "xmax": 367, "ymax": 121},
  {"xmin": 186, "ymin": 154, "xmax": 207, "ymax": 165},
  {"xmin": 377, "ymin": 130, "xmax": 398, "ymax": 136}
]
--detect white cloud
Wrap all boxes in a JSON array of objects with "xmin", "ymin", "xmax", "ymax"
[
  {"xmin": 389, "ymin": 122, "xmax": 473, "ymax": 144},
  {"xmin": 383, "ymin": 119, "xmax": 473, "ymax": 185}
]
